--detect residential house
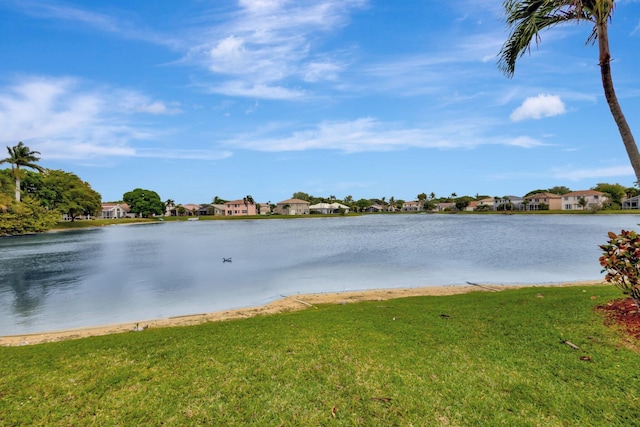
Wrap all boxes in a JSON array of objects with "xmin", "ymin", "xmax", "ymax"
[
  {"xmin": 309, "ymin": 202, "xmax": 350, "ymax": 214},
  {"xmin": 257, "ymin": 203, "xmax": 271, "ymax": 215},
  {"xmin": 622, "ymin": 195, "xmax": 640, "ymax": 209},
  {"xmin": 275, "ymin": 198, "xmax": 310, "ymax": 215},
  {"xmin": 402, "ymin": 201, "xmax": 422, "ymax": 212},
  {"xmin": 223, "ymin": 199, "xmax": 257, "ymax": 216},
  {"xmin": 99, "ymin": 203, "xmax": 130, "ymax": 219},
  {"xmin": 561, "ymin": 190, "xmax": 608, "ymax": 210},
  {"xmin": 182, "ymin": 204, "xmax": 201, "ymax": 216},
  {"xmin": 524, "ymin": 192, "xmax": 562, "ymax": 210},
  {"xmin": 493, "ymin": 195, "xmax": 524, "ymax": 211},
  {"xmin": 364, "ymin": 204, "xmax": 385, "ymax": 213},
  {"xmin": 435, "ymin": 202, "xmax": 456, "ymax": 212}
]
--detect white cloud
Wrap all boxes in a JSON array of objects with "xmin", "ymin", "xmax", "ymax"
[
  {"xmin": 0, "ymin": 76, "xmax": 214, "ymax": 161},
  {"xmin": 188, "ymin": 0, "xmax": 367, "ymax": 98},
  {"xmin": 510, "ymin": 94, "xmax": 566, "ymax": 122},
  {"xmin": 505, "ymin": 136, "xmax": 548, "ymax": 148},
  {"xmin": 222, "ymin": 117, "xmax": 537, "ymax": 153},
  {"xmin": 553, "ymin": 165, "xmax": 634, "ymax": 181}
]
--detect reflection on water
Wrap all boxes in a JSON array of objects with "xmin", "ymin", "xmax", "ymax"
[{"xmin": 1, "ymin": 215, "xmax": 638, "ymax": 335}]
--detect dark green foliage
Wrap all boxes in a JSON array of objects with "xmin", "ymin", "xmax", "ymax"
[
  {"xmin": 24, "ymin": 170, "xmax": 102, "ymax": 221},
  {"xmin": 123, "ymin": 188, "xmax": 164, "ymax": 218},
  {"xmin": 0, "ymin": 196, "xmax": 60, "ymax": 235},
  {"xmin": 600, "ymin": 229, "xmax": 640, "ymax": 307}
]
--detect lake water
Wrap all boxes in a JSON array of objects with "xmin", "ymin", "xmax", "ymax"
[{"xmin": 1, "ymin": 214, "xmax": 638, "ymax": 335}]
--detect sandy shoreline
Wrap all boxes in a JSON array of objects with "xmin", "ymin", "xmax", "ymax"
[{"xmin": 0, "ymin": 281, "xmax": 603, "ymax": 346}]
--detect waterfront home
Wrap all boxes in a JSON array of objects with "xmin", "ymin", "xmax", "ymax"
[
  {"xmin": 275, "ymin": 198, "xmax": 310, "ymax": 215},
  {"xmin": 99, "ymin": 203, "xmax": 130, "ymax": 219},
  {"xmin": 524, "ymin": 192, "xmax": 562, "ymax": 210},
  {"xmin": 561, "ymin": 190, "xmax": 608, "ymax": 210},
  {"xmin": 436, "ymin": 202, "xmax": 456, "ymax": 212},
  {"xmin": 309, "ymin": 202, "xmax": 350, "ymax": 214},
  {"xmin": 257, "ymin": 203, "xmax": 271, "ymax": 214},
  {"xmin": 622, "ymin": 195, "xmax": 640, "ymax": 209},
  {"xmin": 223, "ymin": 199, "xmax": 257, "ymax": 216},
  {"xmin": 402, "ymin": 201, "xmax": 422, "ymax": 212}
]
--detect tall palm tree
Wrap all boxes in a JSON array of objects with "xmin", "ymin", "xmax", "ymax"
[
  {"xmin": 499, "ymin": 0, "xmax": 640, "ymax": 183},
  {"xmin": 0, "ymin": 142, "xmax": 46, "ymax": 202},
  {"xmin": 243, "ymin": 195, "xmax": 255, "ymax": 215}
]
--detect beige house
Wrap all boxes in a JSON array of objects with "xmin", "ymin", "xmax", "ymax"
[
  {"xmin": 99, "ymin": 203, "xmax": 130, "ymax": 219},
  {"xmin": 524, "ymin": 192, "xmax": 562, "ymax": 210},
  {"xmin": 402, "ymin": 201, "xmax": 422, "ymax": 212},
  {"xmin": 275, "ymin": 198, "xmax": 310, "ymax": 215},
  {"xmin": 561, "ymin": 190, "xmax": 608, "ymax": 210}
]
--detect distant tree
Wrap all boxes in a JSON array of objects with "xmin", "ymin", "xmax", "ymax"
[
  {"xmin": 29, "ymin": 170, "xmax": 102, "ymax": 221},
  {"xmin": 547, "ymin": 186, "xmax": 572, "ymax": 195},
  {"xmin": 578, "ymin": 196, "xmax": 588, "ymax": 210},
  {"xmin": 625, "ymin": 186, "xmax": 640, "ymax": 199},
  {"xmin": 593, "ymin": 182, "xmax": 626, "ymax": 206},
  {"xmin": 343, "ymin": 195, "xmax": 353, "ymax": 204},
  {"xmin": 212, "ymin": 196, "xmax": 227, "ymax": 204},
  {"xmin": 292, "ymin": 191, "xmax": 311, "ymax": 201},
  {"xmin": 0, "ymin": 142, "xmax": 46, "ymax": 202},
  {"xmin": 417, "ymin": 193, "xmax": 427, "ymax": 205},
  {"xmin": 355, "ymin": 198, "xmax": 372, "ymax": 212},
  {"xmin": 525, "ymin": 189, "xmax": 550, "ymax": 197},
  {"xmin": 243, "ymin": 195, "xmax": 255, "ymax": 214},
  {"xmin": 0, "ymin": 169, "xmax": 13, "ymax": 211},
  {"xmin": 123, "ymin": 188, "xmax": 163, "ymax": 218},
  {"xmin": 177, "ymin": 205, "xmax": 186, "ymax": 216},
  {"xmin": 499, "ymin": 0, "xmax": 640, "ymax": 183}
]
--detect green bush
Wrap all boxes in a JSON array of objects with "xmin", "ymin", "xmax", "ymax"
[
  {"xmin": 0, "ymin": 196, "xmax": 60, "ymax": 235},
  {"xmin": 599, "ymin": 229, "xmax": 640, "ymax": 308}
]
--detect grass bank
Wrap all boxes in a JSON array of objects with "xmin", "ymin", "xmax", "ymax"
[{"xmin": 1, "ymin": 285, "xmax": 637, "ymax": 425}]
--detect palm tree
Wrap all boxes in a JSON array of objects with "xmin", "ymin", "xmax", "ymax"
[
  {"xmin": 499, "ymin": 0, "xmax": 640, "ymax": 183},
  {"xmin": 243, "ymin": 195, "xmax": 255, "ymax": 215},
  {"xmin": 0, "ymin": 142, "xmax": 46, "ymax": 202}
]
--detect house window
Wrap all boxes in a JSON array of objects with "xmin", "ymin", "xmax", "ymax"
[{"xmin": 565, "ymin": 204, "xmax": 572, "ymax": 210}]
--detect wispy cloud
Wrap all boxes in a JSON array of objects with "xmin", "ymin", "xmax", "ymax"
[
  {"xmin": 185, "ymin": 0, "xmax": 367, "ymax": 98},
  {"xmin": 0, "ymin": 76, "xmax": 223, "ymax": 161},
  {"xmin": 2, "ymin": 0, "xmax": 179, "ymax": 48},
  {"xmin": 221, "ymin": 117, "xmax": 543, "ymax": 153},
  {"xmin": 553, "ymin": 165, "xmax": 634, "ymax": 181},
  {"xmin": 510, "ymin": 94, "xmax": 566, "ymax": 122}
]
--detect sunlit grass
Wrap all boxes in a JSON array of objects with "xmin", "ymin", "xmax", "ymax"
[{"xmin": 1, "ymin": 285, "xmax": 637, "ymax": 425}]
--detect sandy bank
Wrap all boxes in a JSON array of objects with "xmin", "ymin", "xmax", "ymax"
[{"xmin": 0, "ymin": 281, "xmax": 602, "ymax": 346}]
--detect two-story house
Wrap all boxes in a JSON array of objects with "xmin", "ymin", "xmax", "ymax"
[
  {"xmin": 275, "ymin": 198, "xmax": 310, "ymax": 215},
  {"xmin": 561, "ymin": 190, "xmax": 608, "ymax": 210}
]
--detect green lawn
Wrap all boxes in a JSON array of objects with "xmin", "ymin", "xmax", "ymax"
[{"xmin": 1, "ymin": 285, "xmax": 637, "ymax": 426}]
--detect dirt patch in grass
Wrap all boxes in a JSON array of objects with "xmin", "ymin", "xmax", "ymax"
[{"xmin": 597, "ymin": 298, "xmax": 640, "ymax": 342}]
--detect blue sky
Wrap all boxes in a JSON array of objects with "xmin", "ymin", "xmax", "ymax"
[{"xmin": 1, "ymin": 0, "xmax": 639, "ymax": 204}]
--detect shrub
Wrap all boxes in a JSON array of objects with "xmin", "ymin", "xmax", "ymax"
[{"xmin": 599, "ymin": 230, "xmax": 640, "ymax": 308}]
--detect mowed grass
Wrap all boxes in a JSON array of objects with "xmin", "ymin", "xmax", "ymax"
[{"xmin": 1, "ymin": 285, "xmax": 638, "ymax": 426}]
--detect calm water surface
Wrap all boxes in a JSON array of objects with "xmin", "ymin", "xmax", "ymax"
[{"xmin": 1, "ymin": 214, "xmax": 638, "ymax": 335}]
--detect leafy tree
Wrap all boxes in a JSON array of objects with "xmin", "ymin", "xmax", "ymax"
[
  {"xmin": 123, "ymin": 188, "xmax": 164, "ymax": 218},
  {"xmin": 593, "ymin": 182, "xmax": 626, "ymax": 206},
  {"xmin": 0, "ymin": 196, "xmax": 59, "ymax": 235},
  {"xmin": 212, "ymin": 196, "xmax": 227, "ymax": 204},
  {"xmin": 292, "ymin": 191, "xmax": 311, "ymax": 201},
  {"xmin": 0, "ymin": 142, "xmax": 46, "ymax": 202},
  {"xmin": 524, "ymin": 189, "xmax": 549, "ymax": 197},
  {"xmin": 355, "ymin": 198, "xmax": 372, "ymax": 212},
  {"xmin": 499, "ymin": 0, "xmax": 640, "ymax": 183},
  {"xmin": 417, "ymin": 193, "xmax": 427, "ymax": 204},
  {"xmin": 547, "ymin": 186, "xmax": 572, "ymax": 195},
  {"xmin": 23, "ymin": 170, "xmax": 101, "ymax": 221}
]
